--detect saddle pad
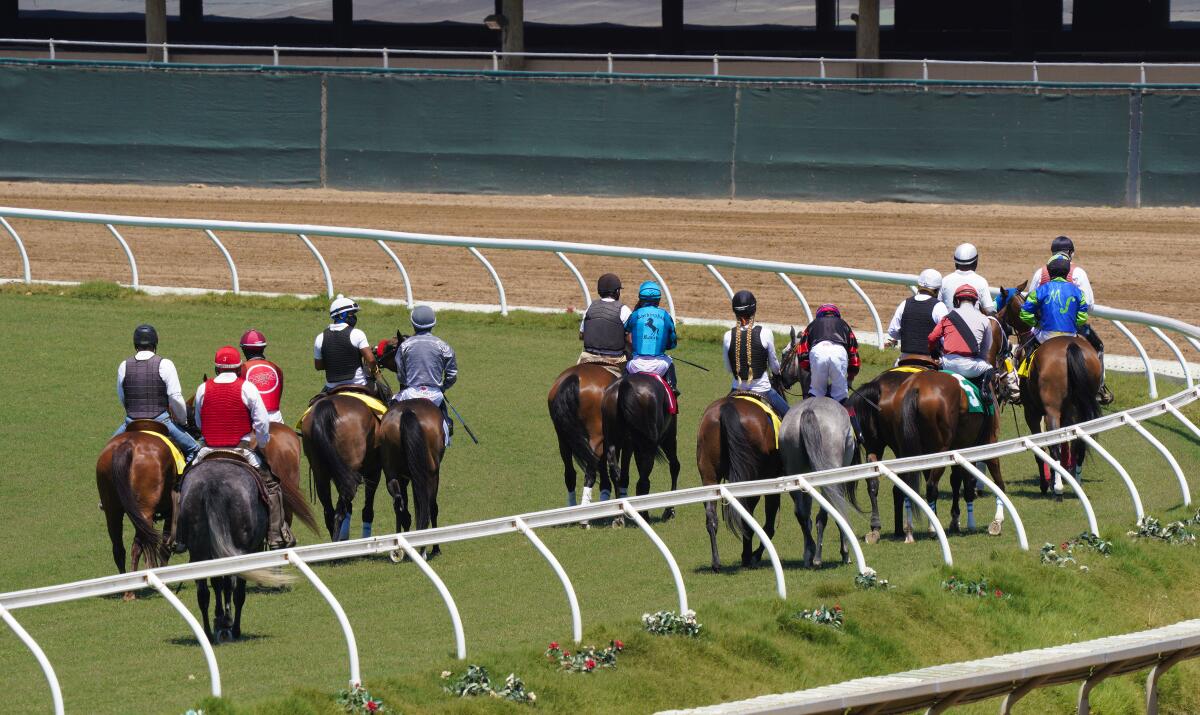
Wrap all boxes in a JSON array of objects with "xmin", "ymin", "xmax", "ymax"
[
  {"xmin": 733, "ymin": 394, "xmax": 781, "ymax": 449},
  {"xmin": 645, "ymin": 373, "xmax": 678, "ymax": 415},
  {"xmin": 887, "ymin": 366, "xmax": 927, "ymax": 375},
  {"xmin": 141, "ymin": 430, "xmax": 186, "ymax": 475},
  {"xmin": 295, "ymin": 391, "xmax": 390, "ymax": 430},
  {"xmin": 940, "ymin": 371, "xmax": 986, "ymax": 414}
]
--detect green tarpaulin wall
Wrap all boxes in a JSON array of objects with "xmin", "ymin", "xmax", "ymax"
[{"xmin": 0, "ymin": 63, "xmax": 1194, "ymax": 206}]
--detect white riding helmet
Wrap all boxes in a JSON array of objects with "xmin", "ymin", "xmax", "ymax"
[
  {"xmin": 329, "ymin": 293, "xmax": 360, "ymax": 318},
  {"xmin": 917, "ymin": 268, "xmax": 943, "ymax": 291},
  {"xmin": 953, "ymin": 242, "xmax": 979, "ymax": 266}
]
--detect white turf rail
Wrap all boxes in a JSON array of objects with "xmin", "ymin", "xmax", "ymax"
[{"xmin": 2, "ymin": 207, "xmax": 1200, "ymax": 714}]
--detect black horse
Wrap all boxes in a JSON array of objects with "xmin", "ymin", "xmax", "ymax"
[
  {"xmin": 601, "ymin": 372, "xmax": 681, "ymax": 521},
  {"xmin": 176, "ymin": 458, "xmax": 315, "ymax": 643}
]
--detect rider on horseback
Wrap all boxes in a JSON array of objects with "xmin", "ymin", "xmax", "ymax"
[
  {"xmin": 1020, "ymin": 253, "xmax": 1090, "ymax": 345},
  {"xmin": 239, "ymin": 329, "xmax": 284, "ymax": 423},
  {"xmin": 1027, "ymin": 236, "xmax": 1112, "ymax": 405},
  {"xmin": 722, "ymin": 289, "xmax": 790, "ymax": 418},
  {"xmin": 190, "ymin": 346, "xmax": 293, "ymax": 551},
  {"xmin": 797, "ymin": 304, "xmax": 860, "ymax": 402},
  {"xmin": 625, "ymin": 280, "xmax": 679, "ymax": 395},
  {"xmin": 929, "ymin": 285, "xmax": 997, "ymax": 402},
  {"xmin": 393, "ymin": 305, "xmax": 458, "ymax": 445},
  {"xmin": 113, "ymin": 323, "xmax": 200, "ymax": 461},
  {"xmin": 885, "ymin": 268, "xmax": 948, "ymax": 364},
  {"xmin": 314, "ymin": 294, "xmax": 381, "ymax": 397},
  {"xmin": 577, "ymin": 273, "xmax": 632, "ymax": 378},
  {"xmin": 939, "ymin": 243, "xmax": 996, "ymax": 315}
]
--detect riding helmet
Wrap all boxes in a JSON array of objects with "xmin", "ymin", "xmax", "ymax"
[
  {"xmin": 596, "ymin": 273, "xmax": 622, "ymax": 296},
  {"xmin": 411, "ymin": 305, "xmax": 437, "ymax": 330},
  {"xmin": 1051, "ymin": 235, "xmax": 1075, "ymax": 255},
  {"xmin": 917, "ymin": 268, "xmax": 943, "ymax": 291},
  {"xmin": 953, "ymin": 242, "xmax": 979, "ymax": 268},
  {"xmin": 816, "ymin": 303, "xmax": 841, "ymax": 317},
  {"xmin": 328, "ymin": 294, "xmax": 360, "ymax": 319},
  {"xmin": 1047, "ymin": 252, "xmax": 1072, "ymax": 278},
  {"xmin": 953, "ymin": 284, "xmax": 980, "ymax": 305},
  {"xmin": 239, "ymin": 329, "xmax": 267, "ymax": 349},
  {"xmin": 638, "ymin": 281, "xmax": 662, "ymax": 301},
  {"xmin": 731, "ymin": 289, "xmax": 757, "ymax": 316},
  {"xmin": 133, "ymin": 324, "xmax": 158, "ymax": 350},
  {"xmin": 214, "ymin": 345, "xmax": 242, "ymax": 370}
]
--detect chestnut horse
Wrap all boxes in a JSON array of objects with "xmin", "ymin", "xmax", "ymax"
[
  {"xmin": 548, "ymin": 364, "xmax": 617, "ymax": 507},
  {"xmin": 96, "ymin": 421, "xmax": 177, "ymax": 586},
  {"xmin": 602, "ymin": 373, "xmax": 682, "ymax": 522},
  {"xmin": 301, "ymin": 394, "xmax": 383, "ymax": 541},
  {"xmin": 696, "ymin": 397, "xmax": 781, "ymax": 571},
  {"xmin": 997, "ymin": 286, "xmax": 1103, "ymax": 494},
  {"xmin": 378, "ymin": 399, "xmax": 446, "ymax": 559}
]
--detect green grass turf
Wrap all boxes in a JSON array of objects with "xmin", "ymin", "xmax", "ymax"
[{"xmin": 2, "ymin": 282, "xmax": 1200, "ymax": 714}]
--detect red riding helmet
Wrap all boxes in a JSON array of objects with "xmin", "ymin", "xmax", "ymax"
[
  {"xmin": 214, "ymin": 345, "xmax": 242, "ymax": 370},
  {"xmin": 816, "ymin": 303, "xmax": 841, "ymax": 317},
  {"xmin": 240, "ymin": 329, "xmax": 267, "ymax": 349},
  {"xmin": 953, "ymin": 285, "xmax": 980, "ymax": 303}
]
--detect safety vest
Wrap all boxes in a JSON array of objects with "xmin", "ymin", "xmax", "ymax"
[
  {"xmin": 582, "ymin": 300, "xmax": 626, "ymax": 356},
  {"xmin": 200, "ymin": 377, "xmax": 252, "ymax": 448},
  {"xmin": 123, "ymin": 355, "xmax": 168, "ymax": 419},
  {"xmin": 241, "ymin": 358, "xmax": 283, "ymax": 413},
  {"xmin": 728, "ymin": 325, "xmax": 768, "ymax": 381},
  {"xmin": 321, "ymin": 327, "xmax": 362, "ymax": 384},
  {"xmin": 899, "ymin": 298, "xmax": 938, "ymax": 356}
]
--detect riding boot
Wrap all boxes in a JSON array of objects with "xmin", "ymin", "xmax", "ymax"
[
  {"xmin": 264, "ymin": 476, "xmax": 295, "ymax": 550},
  {"xmin": 839, "ymin": 399, "xmax": 865, "ymax": 446},
  {"xmin": 440, "ymin": 401, "xmax": 454, "ymax": 438},
  {"xmin": 1006, "ymin": 368, "xmax": 1021, "ymax": 405},
  {"xmin": 1096, "ymin": 350, "xmax": 1115, "ymax": 405},
  {"xmin": 665, "ymin": 363, "xmax": 681, "ymax": 398}
]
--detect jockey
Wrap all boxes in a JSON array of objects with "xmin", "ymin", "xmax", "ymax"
[
  {"xmin": 192, "ymin": 346, "xmax": 292, "ymax": 550},
  {"xmin": 238, "ymin": 329, "xmax": 284, "ymax": 423},
  {"xmin": 113, "ymin": 323, "xmax": 200, "ymax": 461},
  {"xmin": 1027, "ymin": 236, "xmax": 1112, "ymax": 404},
  {"xmin": 797, "ymin": 304, "xmax": 860, "ymax": 402},
  {"xmin": 885, "ymin": 268, "xmax": 949, "ymax": 363},
  {"xmin": 1020, "ymin": 253, "xmax": 1090, "ymax": 344},
  {"xmin": 394, "ymin": 305, "xmax": 458, "ymax": 444},
  {"xmin": 939, "ymin": 243, "xmax": 996, "ymax": 315},
  {"xmin": 577, "ymin": 272, "xmax": 632, "ymax": 377},
  {"xmin": 929, "ymin": 285, "xmax": 995, "ymax": 390},
  {"xmin": 723, "ymin": 290, "xmax": 789, "ymax": 417},
  {"xmin": 314, "ymin": 294, "xmax": 379, "ymax": 394},
  {"xmin": 625, "ymin": 281, "xmax": 679, "ymax": 393}
]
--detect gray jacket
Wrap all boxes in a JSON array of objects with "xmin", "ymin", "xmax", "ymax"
[{"xmin": 397, "ymin": 332, "xmax": 458, "ymax": 390}]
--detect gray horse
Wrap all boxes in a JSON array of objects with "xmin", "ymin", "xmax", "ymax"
[{"xmin": 779, "ymin": 397, "xmax": 858, "ymax": 568}]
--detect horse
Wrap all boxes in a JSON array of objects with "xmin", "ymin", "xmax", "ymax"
[
  {"xmin": 696, "ymin": 396, "xmax": 781, "ymax": 571},
  {"xmin": 175, "ymin": 457, "xmax": 314, "ymax": 643},
  {"xmin": 779, "ymin": 397, "xmax": 859, "ymax": 568},
  {"xmin": 378, "ymin": 399, "xmax": 446, "ymax": 560},
  {"xmin": 301, "ymin": 392, "xmax": 384, "ymax": 542},
  {"xmin": 547, "ymin": 364, "xmax": 617, "ymax": 507},
  {"xmin": 96, "ymin": 421, "xmax": 177, "ymax": 593},
  {"xmin": 602, "ymin": 372, "xmax": 681, "ymax": 523},
  {"xmin": 997, "ymin": 285, "xmax": 1102, "ymax": 495}
]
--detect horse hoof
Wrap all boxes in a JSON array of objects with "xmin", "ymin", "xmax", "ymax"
[
  {"xmin": 1055, "ymin": 493, "xmax": 1064, "ymax": 503},
  {"xmin": 948, "ymin": 522, "xmax": 960, "ymax": 534},
  {"xmin": 122, "ymin": 591, "xmax": 136, "ymax": 602},
  {"xmin": 579, "ymin": 521, "xmax": 591, "ymax": 530},
  {"xmin": 865, "ymin": 529, "xmax": 880, "ymax": 545},
  {"xmin": 711, "ymin": 564, "xmax": 721, "ymax": 574},
  {"xmin": 388, "ymin": 549, "xmax": 405, "ymax": 563},
  {"xmin": 217, "ymin": 629, "xmax": 233, "ymax": 644},
  {"xmin": 812, "ymin": 559, "xmax": 823, "ymax": 568},
  {"xmin": 904, "ymin": 534, "xmax": 915, "ymax": 545},
  {"xmin": 662, "ymin": 507, "xmax": 676, "ymax": 522},
  {"xmin": 988, "ymin": 520, "xmax": 1003, "ymax": 536},
  {"xmin": 611, "ymin": 516, "xmax": 625, "ymax": 529}
]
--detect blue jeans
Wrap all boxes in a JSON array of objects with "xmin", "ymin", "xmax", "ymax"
[
  {"xmin": 763, "ymin": 389, "xmax": 791, "ymax": 417},
  {"xmin": 114, "ymin": 411, "xmax": 200, "ymax": 459}
]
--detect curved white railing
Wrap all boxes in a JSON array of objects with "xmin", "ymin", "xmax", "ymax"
[{"xmin": 1, "ymin": 207, "xmax": 1198, "ymax": 714}]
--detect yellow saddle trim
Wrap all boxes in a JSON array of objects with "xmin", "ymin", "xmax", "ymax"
[
  {"xmin": 733, "ymin": 394, "xmax": 781, "ymax": 450},
  {"xmin": 887, "ymin": 366, "xmax": 927, "ymax": 374},
  {"xmin": 141, "ymin": 430, "xmax": 186, "ymax": 475},
  {"xmin": 295, "ymin": 391, "xmax": 390, "ymax": 430}
]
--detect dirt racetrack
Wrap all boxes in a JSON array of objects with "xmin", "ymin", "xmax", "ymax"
[{"xmin": 0, "ymin": 182, "xmax": 1192, "ymax": 357}]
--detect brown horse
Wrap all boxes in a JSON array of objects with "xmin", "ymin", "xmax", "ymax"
[
  {"xmin": 997, "ymin": 286, "xmax": 1103, "ymax": 493},
  {"xmin": 378, "ymin": 399, "xmax": 447, "ymax": 559},
  {"xmin": 602, "ymin": 373, "xmax": 682, "ymax": 522},
  {"xmin": 301, "ymin": 394, "xmax": 383, "ymax": 541},
  {"xmin": 696, "ymin": 397, "xmax": 781, "ymax": 571},
  {"xmin": 548, "ymin": 364, "xmax": 617, "ymax": 507},
  {"xmin": 96, "ymin": 421, "xmax": 177, "ymax": 589}
]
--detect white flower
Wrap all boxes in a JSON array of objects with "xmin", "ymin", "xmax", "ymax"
[
  {"xmin": 1080, "ymin": 565, "xmax": 1090, "ymax": 573},
  {"xmin": 863, "ymin": 566, "xmax": 877, "ymax": 577},
  {"xmin": 529, "ymin": 693, "xmax": 538, "ymax": 702},
  {"xmin": 441, "ymin": 670, "xmax": 452, "ymax": 679}
]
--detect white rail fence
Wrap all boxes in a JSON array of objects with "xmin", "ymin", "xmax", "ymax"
[
  {"xmin": 3, "ymin": 38, "xmax": 1200, "ymax": 85},
  {"xmin": 2, "ymin": 208, "xmax": 1200, "ymax": 713}
]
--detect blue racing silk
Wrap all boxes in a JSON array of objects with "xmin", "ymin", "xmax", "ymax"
[
  {"xmin": 1020, "ymin": 277, "xmax": 1089, "ymax": 334},
  {"xmin": 625, "ymin": 305, "xmax": 677, "ymax": 358}
]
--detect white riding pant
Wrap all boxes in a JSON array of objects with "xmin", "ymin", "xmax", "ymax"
[
  {"xmin": 808, "ymin": 341, "xmax": 849, "ymax": 402},
  {"xmin": 267, "ymin": 410, "xmax": 284, "ymax": 424},
  {"xmin": 395, "ymin": 386, "xmax": 451, "ymax": 447},
  {"xmin": 941, "ymin": 353, "xmax": 991, "ymax": 379},
  {"xmin": 627, "ymin": 356, "xmax": 672, "ymax": 377}
]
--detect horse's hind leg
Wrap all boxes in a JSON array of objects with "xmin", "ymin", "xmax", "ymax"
[
  {"xmin": 985, "ymin": 457, "xmax": 1006, "ymax": 536},
  {"xmin": 741, "ymin": 495, "xmax": 760, "ymax": 567},
  {"xmin": 314, "ymin": 470, "xmax": 338, "ymax": 540},
  {"xmin": 361, "ymin": 466, "xmax": 381, "ymax": 539},
  {"xmin": 661, "ymin": 424, "xmax": 682, "ymax": 521},
  {"xmin": 793, "ymin": 491, "xmax": 816, "ymax": 568},
  {"xmin": 429, "ymin": 467, "xmax": 442, "ymax": 558},
  {"xmin": 232, "ymin": 576, "xmax": 246, "ymax": 639},
  {"xmin": 947, "ymin": 467, "xmax": 962, "ymax": 534},
  {"xmin": 814, "ymin": 508, "xmax": 828, "ymax": 567},
  {"xmin": 559, "ymin": 436, "xmax": 579, "ymax": 507},
  {"xmin": 865, "ymin": 474, "xmax": 882, "ymax": 544},
  {"xmin": 195, "ymin": 579, "xmax": 213, "ymax": 643},
  {"xmin": 754, "ymin": 494, "xmax": 779, "ymax": 563},
  {"xmin": 705, "ymin": 501, "xmax": 721, "ymax": 572}
]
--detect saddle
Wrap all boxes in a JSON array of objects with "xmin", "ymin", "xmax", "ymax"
[
  {"xmin": 297, "ymin": 386, "xmax": 390, "ymax": 429},
  {"xmin": 190, "ymin": 441, "xmax": 271, "ymax": 506},
  {"xmin": 126, "ymin": 418, "xmax": 170, "ymax": 437},
  {"xmin": 896, "ymin": 354, "xmax": 938, "ymax": 369},
  {"xmin": 730, "ymin": 392, "xmax": 781, "ymax": 449}
]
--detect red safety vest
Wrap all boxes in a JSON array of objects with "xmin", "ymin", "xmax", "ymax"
[
  {"xmin": 1037, "ymin": 264, "xmax": 1075, "ymax": 286},
  {"xmin": 200, "ymin": 377, "xmax": 252, "ymax": 448},
  {"xmin": 240, "ymin": 358, "xmax": 283, "ymax": 413}
]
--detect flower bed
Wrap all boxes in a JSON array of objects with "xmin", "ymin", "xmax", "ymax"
[
  {"xmin": 545, "ymin": 640, "xmax": 624, "ymax": 672},
  {"xmin": 790, "ymin": 604, "xmax": 844, "ymax": 629},
  {"xmin": 643, "ymin": 610, "xmax": 702, "ymax": 637},
  {"xmin": 942, "ymin": 576, "xmax": 1010, "ymax": 600},
  {"xmin": 443, "ymin": 665, "xmax": 536, "ymax": 704}
]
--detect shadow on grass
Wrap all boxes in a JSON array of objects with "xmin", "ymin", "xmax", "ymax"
[
  {"xmin": 168, "ymin": 632, "xmax": 272, "ymax": 647},
  {"xmin": 691, "ymin": 558, "xmax": 854, "ymax": 576}
]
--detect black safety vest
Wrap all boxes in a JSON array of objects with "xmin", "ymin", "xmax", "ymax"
[
  {"xmin": 322, "ymin": 327, "xmax": 362, "ymax": 383},
  {"xmin": 123, "ymin": 355, "xmax": 169, "ymax": 419},
  {"xmin": 728, "ymin": 325, "xmax": 768, "ymax": 381},
  {"xmin": 806, "ymin": 314, "xmax": 852, "ymax": 348},
  {"xmin": 582, "ymin": 300, "xmax": 626, "ymax": 356},
  {"xmin": 899, "ymin": 297, "xmax": 938, "ymax": 356}
]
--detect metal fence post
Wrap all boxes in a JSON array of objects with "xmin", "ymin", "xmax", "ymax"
[
  {"xmin": 876, "ymin": 464, "xmax": 952, "ymax": 565},
  {"xmin": 202, "ymin": 230, "xmax": 239, "ymax": 294},
  {"xmin": 48, "ymin": 39, "xmax": 55, "ymax": 60},
  {"xmin": 777, "ymin": 273, "xmax": 813, "ymax": 322},
  {"xmin": 146, "ymin": 572, "xmax": 221, "ymax": 698},
  {"xmin": 394, "ymin": 535, "xmax": 467, "ymax": 659},
  {"xmin": 1022, "ymin": 440, "xmax": 1100, "ymax": 535},
  {"xmin": 718, "ymin": 486, "xmax": 786, "ymax": 598},
  {"xmin": 514, "ymin": 517, "xmax": 583, "ymax": 644},
  {"xmin": 467, "ymin": 247, "xmax": 507, "ymax": 316},
  {"xmin": 105, "ymin": 224, "xmax": 139, "ymax": 289},
  {"xmin": 640, "ymin": 259, "xmax": 676, "ymax": 322},
  {"xmin": 788, "ymin": 475, "xmax": 869, "ymax": 575},
  {"xmin": 555, "ymin": 252, "xmax": 591, "ymax": 309},
  {"xmin": 272, "ymin": 45, "xmax": 279, "ymax": 66},
  {"xmin": 0, "ymin": 217, "xmax": 31, "ymax": 283},
  {"xmin": 846, "ymin": 278, "xmax": 884, "ymax": 347},
  {"xmin": 382, "ymin": 48, "xmax": 389, "ymax": 69},
  {"xmin": 1110, "ymin": 320, "xmax": 1157, "ymax": 399},
  {"xmin": 297, "ymin": 233, "xmax": 334, "ymax": 299},
  {"xmin": 705, "ymin": 264, "xmax": 735, "ymax": 300},
  {"xmin": 376, "ymin": 240, "xmax": 415, "ymax": 309},
  {"xmin": 0, "ymin": 604, "xmax": 63, "ymax": 715},
  {"xmin": 952, "ymin": 455, "xmax": 1029, "ymax": 550},
  {"xmin": 712, "ymin": 54, "xmax": 719, "ymax": 76},
  {"xmin": 1124, "ymin": 415, "xmax": 1191, "ymax": 506},
  {"xmin": 286, "ymin": 551, "xmax": 361, "ymax": 688},
  {"xmin": 1149, "ymin": 326, "xmax": 1194, "ymax": 387},
  {"xmin": 1074, "ymin": 431, "xmax": 1143, "ymax": 521},
  {"xmin": 621, "ymin": 501, "xmax": 688, "ymax": 614}
]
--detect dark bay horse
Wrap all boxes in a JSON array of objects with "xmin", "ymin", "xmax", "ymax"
[
  {"xmin": 301, "ymin": 394, "xmax": 383, "ymax": 541},
  {"xmin": 602, "ymin": 373, "xmax": 682, "ymax": 523},
  {"xmin": 176, "ymin": 458, "xmax": 313, "ymax": 643},
  {"xmin": 696, "ymin": 396, "xmax": 781, "ymax": 571},
  {"xmin": 548, "ymin": 364, "xmax": 617, "ymax": 507},
  {"xmin": 96, "ymin": 422, "xmax": 177, "ymax": 591},
  {"xmin": 378, "ymin": 399, "xmax": 446, "ymax": 560},
  {"xmin": 998, "ymin": 287, "xmax": 1102, "ymax": 493}
]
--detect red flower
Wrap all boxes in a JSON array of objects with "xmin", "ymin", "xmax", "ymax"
[
  {"xmin": 549, "ymin": 641, "xmax": 559, "ymax": 650},
  {"xmin": 1060, "ymin": 542, "xmax": 1068, "ymax": 550},
  {"xmin": 994, "ymin": 589, "xmax": 1003, "ymax": 598},
  {"xmin": 834, "ymin": 604, "xmax": 842, "ymax": 612},
  {"xmin": 585, "ymin": 658, "xmax": 596, "ymax": 670},
  {"xmin": 562, "ymin": 651, "xmax": 570, "ymax": 657},
  {"xmin": 613, "ymin": 639, "xmax": 624, "ymax": 649},
  {"xmin": 366, "ymin": 701, "xmax": 379, "ymax": 712}
]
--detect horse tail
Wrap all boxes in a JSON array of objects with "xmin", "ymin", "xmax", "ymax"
[
  {"xmin": 110, "ymin": 439, "xmax": 164, "ymax": 565},
  {"xmin": 401, "ymin": 408, "xmax": 434, "ymax": 526},
  {"xmin": 720, "ymin": 400, "xmax": 760, "ymax": 539},
  {"xmin": 204, "ymin": 478, "xmax": 293, "ymax": 588},
  {"xmin": 550, "ymin": 373, "xmax": 599, "ymax": 475},
  {"xmin": 900, "ymin": 384, "xmax": 924, "ymax": 458},
  {"xmin": 307, "ymin": 398, "xmax": 360, "ymax": 505},
  {"xmin": 279, "ymin": 469, "xmax": 319, "ymax": 535},
  {"xmin": 798, "ymin": 407, "xmax": 859, "ymax": 518},
  {"xmin": 1065, "ymin": 342, "xmax": 1101, "ymax": 466},
  {"xmin": 620, "ymin": 379, "xmax": 666, "ymax": 460}
]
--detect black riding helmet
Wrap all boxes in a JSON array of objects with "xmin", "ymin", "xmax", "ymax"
[
  {"xmin": 732, "ymin": 289, "xmax": 757, "ymax": 317},
  {"xmin": 133, "ymin": 324, "xmax": 158, "ymax": 350},
  {"xmin": 596, "ymin": 273, "xmax": 622, "ymax": 297},
  {"xmin": 1051, "ymin": 235, "xmax": 1075, "ymax": 255},
  {"xmin": 1047, "ymin": 253, "xmax": 1072, "ymax": 279}
]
